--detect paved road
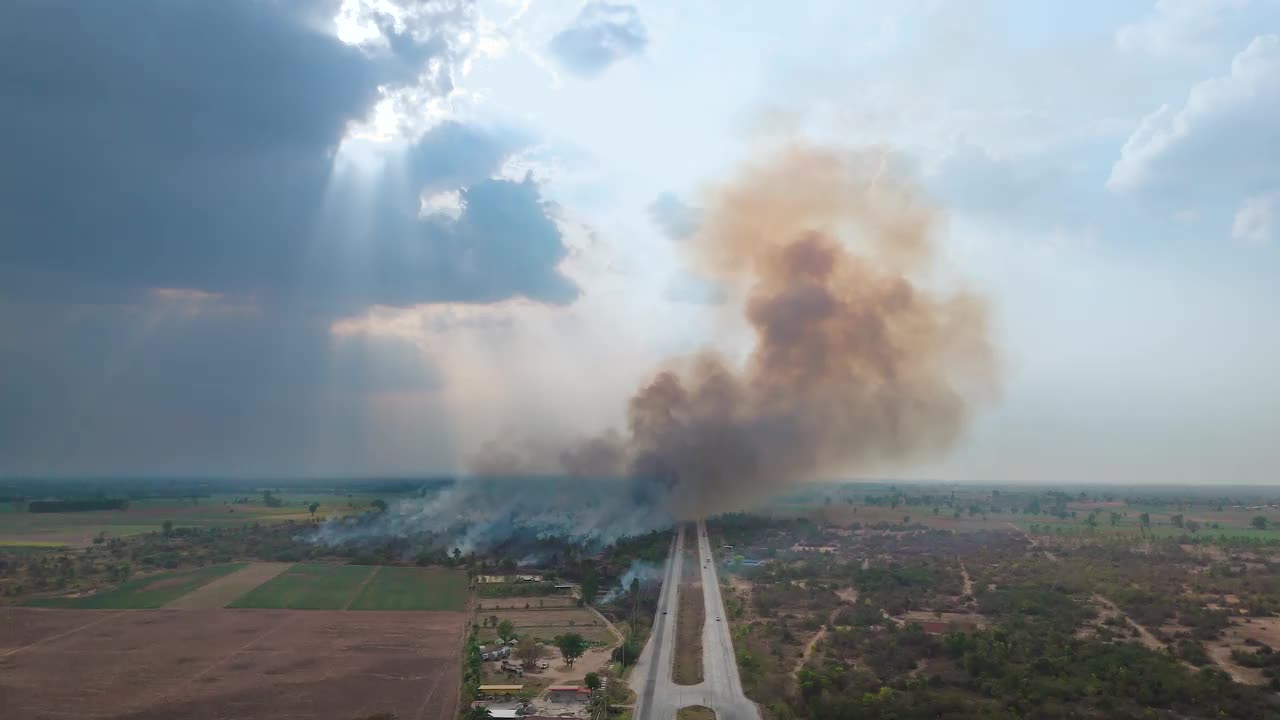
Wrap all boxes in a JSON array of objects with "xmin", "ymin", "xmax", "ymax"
[{"xmin": 631, "ymin": 521, "xmax": 760, "ymax": 720}]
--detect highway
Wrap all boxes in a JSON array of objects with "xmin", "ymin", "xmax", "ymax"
[{"xmin": 631, "ymin": 520, "xmax": 760, "ymax": 720}]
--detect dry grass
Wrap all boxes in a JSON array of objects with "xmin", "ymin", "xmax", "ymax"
[
  {"xmin": 677, "ymin": 706, "xmax": 716, "ymax": 720},
  {"xmin": 475, "ymin": 607, "xmax": 610, "ymax": 643},
  {"xmin": 673, "ymin": 530, "xmax": 704, "ymax": 685}
]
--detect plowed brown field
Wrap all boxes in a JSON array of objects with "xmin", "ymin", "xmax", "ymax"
[{"xmin": 0, "ymin": 607, "xmax": 465, "ymax": 720}]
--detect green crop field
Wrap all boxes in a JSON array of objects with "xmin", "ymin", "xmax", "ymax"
[
  {"xmin": 228, "ymin": 563, "xmax": 375, "ymax": 609},
  {"xmin": 0, "ymin": 492, "xmax": 410, "ymax": 546},
  {"xmin": 349, "ymin": 566, "xmax": 467, "ymax": 611},
  {"xmin": 27, "ymin": 563, "xmax": 246, "ymax": 609}
]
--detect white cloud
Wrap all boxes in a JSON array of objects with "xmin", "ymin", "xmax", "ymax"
[
  {"xmin": 1108, "ymin": 34, "xmax": 1280, "ymax": 197},
  {"xmin": 1232, "ymin": 191, "xmax": 1279, "ymax": 244},
  {"xmin": 1116, "ymin": 0, "xmax": 1249, "ymax": 58}
]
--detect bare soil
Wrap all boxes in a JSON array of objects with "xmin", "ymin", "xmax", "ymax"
[
  {"xmin": 0, "ymin": 607, "xmax": 466, "ymax": 720},
  {"xmin": 164, "ymin": 562, "xmax": 291, "ymax": 609}
]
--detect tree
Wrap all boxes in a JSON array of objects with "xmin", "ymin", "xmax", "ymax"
[
  {"xmin": 308, "ymin": 502, "xmax": 319, "ymax": 518},
  {"xmin": 1171, "ymin": 514, "xmax": 1184, "ymax": 528},
  {"xmin": 462, "ymin": 707, "xmax": 492, "ymax": 720},
  {"xmin": 516, "ymin": 640, "xmax": 542, "ymax": 667},
  {"xmin": 1140, "ymin": 512, "xmax": 1151, "ymax": 532},
  {"xmin": 370, "ymin": 498, "xmax": 388, "ymax": 513},
  {"xmin": 1109, "ymin": 512, "xmax": 1120, "ymax": 527},
  {"xmin": 497, "ymin": 619, "xmax": 515, "ymax": 642},
  {"xmin": 585, "ymin": 672, "xmax": 602, "ymax": 691},
  {"xmin": 1186, "ymin": 520, "xmax": 1201, "ymax": 533},
  {"xmin": 162, "ymin": 520, "xmax": 174, "ymax": 536},
  {"xmin": 1253, "ymin": 516, "xmax": 1269, "ymax": 530},
  {"xmin": 613, "ymin": 632, "xmax": 642, "ymax": 666},
  {"xmin": 580, "ymin": 565, "xmax": 599, "ymax": 605},
  {"xmin": 554, "ymin": 633, "xmax": 588, "ymax": 667}
]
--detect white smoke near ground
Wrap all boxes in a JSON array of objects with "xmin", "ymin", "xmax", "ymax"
[
  {"xmin": 310, "ymin": 477, "xmax": 673, "ymax": 554},
  {"xmin": 600, "ymin": 559, "xmax": 665, "ymax": 602}
]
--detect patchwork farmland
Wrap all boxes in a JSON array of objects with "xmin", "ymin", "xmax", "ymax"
[{"xmin": 2, "ymin": 562, "xmax": 469, "ymax": 719}]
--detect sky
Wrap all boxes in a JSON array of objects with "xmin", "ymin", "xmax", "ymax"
[{"xmin": 1, "ymin": 0, "xmax": 1277, "ymax": 485}]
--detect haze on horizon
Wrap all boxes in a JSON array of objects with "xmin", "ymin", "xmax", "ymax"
[{"xmin": 1, "ymin": 0, "xmax": 1278, "ymax": 487}]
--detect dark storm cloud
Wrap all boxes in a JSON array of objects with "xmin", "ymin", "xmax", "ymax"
[
  {"xmin": 0, "ymin": 0, "xmax": 577, "ymax": 309},
  {"xmin": 0, "ymin": 0, "xmax": 574, "ymax": 476},
  {"xmin": 549, "ymin": 2, "xmax": 649, "ymax": 77},
  {"xmin": 0, "ymin": 296, "xmax": 451, "ymax": 477}
]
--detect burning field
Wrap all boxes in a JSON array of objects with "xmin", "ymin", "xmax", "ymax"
[{"xmin": 0, "ymin": 607, "xmax": 466, "ymax": 720}]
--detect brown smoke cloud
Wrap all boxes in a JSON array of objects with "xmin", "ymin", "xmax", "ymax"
[{"xmin": 562, "ymin": 143, "xmax": 997, "ymax": 518}]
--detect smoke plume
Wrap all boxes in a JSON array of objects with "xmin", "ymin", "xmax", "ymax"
[{"xmin": 566, "ymin": 144, "xmax": 997, "ymax": 518}]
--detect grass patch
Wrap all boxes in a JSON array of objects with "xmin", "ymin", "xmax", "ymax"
[
  {"xmin": 349, "ymin": 566, "xmax": 467, "ymax": 611},
  {"xmin": 674, "ymin": 525, "xmax": 704, "ymax": 685},
  {"xmin": 677, "ymin": 707, "xmax": 716, "ymax": 720},
  {"xmin": 0, "ymin": 539, "xmax": 68, "ymax": 547},
  {"xmin": 27, "ymin": 563, "xmax": 246, "ymax": 608},
  {"xmin": 228, "ymin": 563, "xmax": 374, "ymax": 609}
]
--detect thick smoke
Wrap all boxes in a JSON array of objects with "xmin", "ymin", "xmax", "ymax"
[
  {"xmin": 311, "ymin": 477, "xmax": 672, "ymax": 555},
  {"xmin": 317, "ymin": 143, "xmax": 994, "ymax": 553},
  {"xmin": 567, "ymin": 144, "xmax": 996, "ymax": 518}
]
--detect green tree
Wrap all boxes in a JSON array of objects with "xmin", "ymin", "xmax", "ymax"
[
  {"xmin": 1252, "ymin": 515, "xmax": 1269, "ymax": 530},
  {"xmin": 1171, "ymin": 513, "xmax": 1184, "ymax": 528},
  {"xmin": 584, "ymin": 672, "xmax": 601, "ymax": 691},
  {"xmin": 462, "ymin": 707, "xmax": 492, "ymax": 720},
  {"xmin": 580, "ymin": 565, "xmax": 599, "ymax": 604},
  {"xmin": 1109, "ymin": 512, "xmax": 1120, "ymax": 527},
  {"xmin": 516, "ymin": 640, "xmax": 541, "ymax": 666},
  {"xmin": 370, "ymin": 498, "xmax": 388, "ymax": 513},
  {"xmin": 554, "ymin": 633, "xmax": 589, "ymax": 667},
  {"xmin": 308, "ymin": 502, "xmax": 319, "ymax": 518},
  {"xmin": 497, "ymin": 619, "xmax": 515, "ymax": 642},
  {"xmin": 1140, "ymin": 512, "xmax": 1151, "ymax": 532},
  {"xmin": 612, "ymin": 632, "xmax": 642, "ymax": 666},
  {"xmin": 162, "ymin": 520, "xmax": 174, "ymax": 536}
]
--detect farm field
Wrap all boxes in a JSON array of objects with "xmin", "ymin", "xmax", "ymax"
[
  {"xmin": 475, "ymin": 607, "xmax": 612, "ymax": 643},
  {"xmin": 0, "ymin": 491, "xmax": 410, "ymax": 547},
  {"xmin": 164, "ymin": 562, "xmax": 292, "ymax": 610},
  {"xmin": 26, "ymin": 563, "xmax": 247, "ymax": 609},
  {"xmin": 228, "ymin": 563, "xmax": 374, "ymax": 610},
  {"xmin": 476, "ymin": 594, "xmax": 578, "ymax": 611},
  {"xmin": 349, "ymin": 566, "xmax": 468, "ymax": 611},
  {"xmin": 0, "ymin": 607, "xmax": 466, "ymax": 720}
]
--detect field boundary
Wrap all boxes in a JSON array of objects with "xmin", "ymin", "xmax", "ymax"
[
  {"xmin": 345, "ymin": 566, "xmax": 384, "ymax": 610},
  {"xmin": 165, "ymin": 561, "xmax": 292, "ymax": 609}
]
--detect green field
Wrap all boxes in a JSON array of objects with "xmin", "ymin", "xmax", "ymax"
[
  {"xmin": 349, "ymin": 566, "xmax": 467, "ymax": 611},
  {"xmin": 0, "ymin": 492, "xmax": 401, "ymax": 545},
  {"xmin": 27, "ymin": 563, "xmax": 246, "ymax": 609},
  {"xmin": 228, "ymin": 563, "xmax": 375, "ymax": 609}
]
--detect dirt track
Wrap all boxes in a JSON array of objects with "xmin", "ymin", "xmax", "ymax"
[
  {"xmin": 0, "ymin": 607, "xmax": 465, "ymax": 720},
  {"xmin": 164, "ymin": 562, "xmax": 291, "ymax": 609}
]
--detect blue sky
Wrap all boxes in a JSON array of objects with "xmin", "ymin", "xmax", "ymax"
[{"xmin": 1, "ymin": 0, "xmax": 1277, "ymax": 484}]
